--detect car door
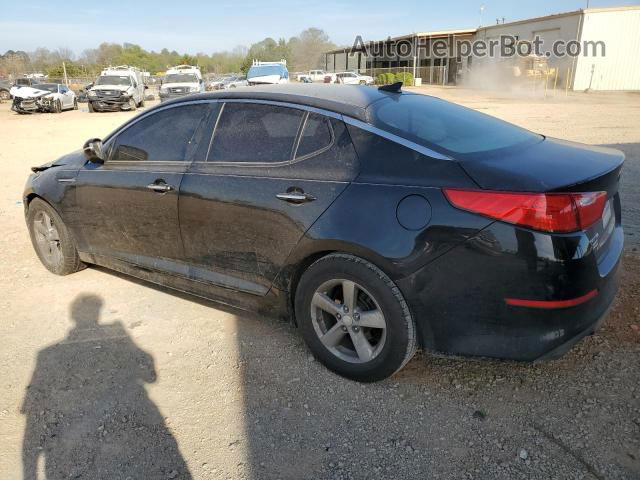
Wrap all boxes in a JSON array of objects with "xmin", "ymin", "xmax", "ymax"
[
  {"xmin": 58, "ymin": 85, "xmax": 70, "ymax": 108},
  {"xmin": 179, "ymin": 101, "xmax": 358, "ymax": 296},
  {"xmin": 74, "ymin": 102, "xmax": 214, "ymax": 273}
]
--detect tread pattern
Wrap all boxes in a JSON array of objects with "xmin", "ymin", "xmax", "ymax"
[{"xmin": 307, "ymin": 253, "xmax": 417, "ymax": 375}]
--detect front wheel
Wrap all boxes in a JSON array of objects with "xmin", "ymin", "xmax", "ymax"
[
  {"xmin": 27, "ymin": 198, "xmax": 85, "ymax": 275},
  {"xmin": 295, "ymin": 253, "xmax": 417, "ymax": 382},
  {"xmin": 88, "ymin": 101, "xmax": 95, "ymax": 112},
  {"xmin": 53, "ymin": 99, "xmax": 62, "ymax": 113}
]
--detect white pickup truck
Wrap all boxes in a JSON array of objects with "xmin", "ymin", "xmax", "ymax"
[{"xmin": 296, "ymin": 70, "xmax": 326, "ymax": 83}]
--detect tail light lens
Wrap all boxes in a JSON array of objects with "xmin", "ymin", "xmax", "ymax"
[{"xmin": 443, "ymin": 189, "xmax": 607, "ymax": 233}]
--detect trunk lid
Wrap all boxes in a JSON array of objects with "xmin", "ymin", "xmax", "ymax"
[{"xmin": 459, "ymin": 137, "xmax": 624, "ymax": 193}]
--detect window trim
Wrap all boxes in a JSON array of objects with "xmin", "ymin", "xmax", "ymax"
[
  {"xmin": 104, "ymin": 100, "xmax": 214, "ymax": 165},
  {"xmin": 203, "ymin": 100, "xmax": 334, "ymax": 167},
  {"xmin": 292, "ymin": 112, "xmax": 335, "ymax": 162},
  {"xmin": 102, "ymin": 97, "xmax": 452, "ymax": 167}
]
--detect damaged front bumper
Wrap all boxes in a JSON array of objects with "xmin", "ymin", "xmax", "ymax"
[
  {"xmin": 12, "ymin": 95, "xmax": 56, "ymax": 114},
  {"xmin": 88, "ymin": 92, "xmax": 133, "ymax": 111}
]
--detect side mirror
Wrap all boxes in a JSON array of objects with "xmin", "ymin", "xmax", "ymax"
[{"xmin": 83, "ymin": 138, "xmax": 104, "ymax": 164}]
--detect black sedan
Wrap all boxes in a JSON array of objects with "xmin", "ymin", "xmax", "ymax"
[{"xmin": 23, "ymin": 84, "xmax": 624, "ymax": 382}]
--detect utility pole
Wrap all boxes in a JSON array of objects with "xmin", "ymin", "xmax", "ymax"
[
  {"xmin": 62, "ymin": 61, "xmax": 68, "ymax": 86},
  {"xmin": 479, "ymin": 5, "xmax": 485, "ymax": 27}
]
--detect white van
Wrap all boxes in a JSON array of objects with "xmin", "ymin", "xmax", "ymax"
[
  {"xmin": 247, "ymin": 60, "xmax": 289, "ymax": 85},
  {"xmin": 87, "ymin": 66, "xmax": 146, "ymax": 112},
  {"xmin": 159, "ymin": 65, "xmax": 204, "ymax": 102}
]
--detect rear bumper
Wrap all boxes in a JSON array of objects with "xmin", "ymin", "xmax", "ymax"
[{"xmin": 398, "ymin": 221, "xmax": 623, "ymax": 361}]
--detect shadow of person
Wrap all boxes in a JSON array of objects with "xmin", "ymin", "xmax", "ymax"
[{"xmin": 21, "ymin": 294, "xmax": 192, "ymax": 480}]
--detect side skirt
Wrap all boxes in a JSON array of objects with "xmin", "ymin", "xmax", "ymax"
[{"xmin": 78, "ymin": 252, "xmax": 290, "ymax": 320}]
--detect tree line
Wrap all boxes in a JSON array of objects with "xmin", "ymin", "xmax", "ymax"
[{"xmin": 0, "ymin": 28, "xmax": 337, "ymax": 79}]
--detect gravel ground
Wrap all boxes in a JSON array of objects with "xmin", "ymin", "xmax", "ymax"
[{"xmin": 0, "ymin": 88, "xmax": 639, "ymax": 480}]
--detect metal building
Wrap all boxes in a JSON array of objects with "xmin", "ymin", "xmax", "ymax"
[{"xmin": 323, "ymin": 6, "xmax": 640, "ymax": 91}]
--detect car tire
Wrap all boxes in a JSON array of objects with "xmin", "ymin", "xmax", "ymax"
[
  {"xmin": 27, "ymin": 198, "xmax": 85, "ymax": 276},
  {"xmin": 138, "ymin": 97, "xmax": 145, "ymax": 108},
  {"xmin": 54, "ymin": 100, "xmax": 62, "ymax": 113},
  {"xmin": 359, "ymin": 80, "xmax": 366, "ymax": 85},
  {"xmin": 295, "ymin": 253, "xmax": 417, "ymax": 382},
  {"xmin": 88, "ymin": 102, "xmax": 95, "ymax": 112},
  {"xmin": 73, "ymin": 98, "xmax": 78, "ymax": 110},
  {"xmin": 127, "ymin": 98, "xmax": 136, "ymax": 111},
  {"xmin": 0, "ymin": 89, "xmax": 10, "ymax": 100}
]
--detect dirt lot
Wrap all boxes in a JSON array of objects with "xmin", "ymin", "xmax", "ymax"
[{"xmin": 0, "ymin": 89, "xmax": 639, "ymax": 480}]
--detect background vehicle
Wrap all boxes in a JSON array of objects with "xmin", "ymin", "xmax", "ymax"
[
  {"xmin": 23, "ymin": 84, "xmax": 623, "ymax": 382},
  {"xmin": 87, "ymin": 66, "xmax": 146, "ymax": 112},
  {"xmin": 10, "ymin": 83, "xmax": 77, "ymax": 113},
  {"xmin": 0, "ymin": 80, "xmax": 11, "ymax": 100},
  {"xmin": 334, "ymin": 71, "xmax": 374, "ymax": 85},
  {"xmin": 159, "ymin": 65, "xmax": 204, "ymax": 102},
  {"xmin": 297, "ymin": 70, "xmax": 326, "ymax": 82},
  {"xmin": 247, "ymin": 60, "xmax": 289, "ymax": 85},
  {"xmin": 226, "ymin": 75, "xmax": 248, "ymax": 88},
  {"xmin": 14, "ymin": 78, "xmax": 37, "ymax": 88}
]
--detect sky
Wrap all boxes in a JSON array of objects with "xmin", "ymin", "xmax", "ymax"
[{"xmin": 1, "ymin": 0, "xmax": 638, "ymax": 56}]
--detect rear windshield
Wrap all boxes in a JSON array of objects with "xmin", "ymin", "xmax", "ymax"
[
  {"xmin": 368, "ymin": 94, "xmax": 541, "ymax": 156},
  {"xmin": 247, "ymin": 65, "xmax": 287, "ymax": 79}
]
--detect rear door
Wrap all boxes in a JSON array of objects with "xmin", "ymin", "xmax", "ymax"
[
  {"xmin": 74, "ymin": 102, "xmax": 214, "ymax": 271},
  {"xmin": 179, "ymin": 101, "xmax": 358, "ymax": 295}
]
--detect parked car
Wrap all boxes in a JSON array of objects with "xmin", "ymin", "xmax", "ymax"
[
  {"xmin": 23, "ymin": 84, "xmax": 624, "ymax": 382},
  {"xmin": 214, "ymin": 75, "xmax": 248, "ymax": 90},
  {"xmin": 226, "ymin": 76, "xmax": 248, "ymax": 88},
  {"xmin": 10, "ymin": 83, "xmax": 77, "ymax": 113},
  {"xmin": 0, "ymin": 82, "xmax": 11, "ymax": 101},
  {"xmin": 335, "ymin": 71, "xmax": 374, "ymax": 85},
  {"xmin": 297, "ymin": 70, "xmax": 326, "ymax": 82},
  {"xmin": 159, "ymin": 65, "xmax": 205, "ymax": 102},
  {"xmin": 247, "ymin": 60, "xmax": 289, "ymax": 85},
  {"xmin": 87, "ymin": 65, "xmax": 146, "ymax": 112}
]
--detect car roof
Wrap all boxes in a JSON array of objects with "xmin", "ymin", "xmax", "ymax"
[{"xmin": 166, "ymin": 84, "xmax": 403, "ymax": 122}]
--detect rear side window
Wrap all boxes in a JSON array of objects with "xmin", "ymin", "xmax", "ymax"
[
  {"xmin": 111, "ymin": 104, "xmax": 210, "ymax": 161},
  {"xmin": 369, "ymin": 94, "xmax": 541, "ymax": 156},
  {"xmin": 208, "ymin": 103, "xmax": 304, "ymax": 163},
  {"xmin": 296, "ymin": 113, "xmax": 332, "ymax": 158}
]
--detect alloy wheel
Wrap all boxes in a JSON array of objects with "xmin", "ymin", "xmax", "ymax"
[
  {"xmin": 310, "ymin": 279, "xmax": 387, "ymax": 363},
  {"xmin": 33, "ymin": 211, "xmax": 63, "ymax": 267}
]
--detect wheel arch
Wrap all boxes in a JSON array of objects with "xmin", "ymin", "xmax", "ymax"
[{"xmin": 283, "ymin": 241, "xmax": 402, "ymax": 327}]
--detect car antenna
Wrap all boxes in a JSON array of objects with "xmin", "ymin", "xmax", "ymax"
[{"xmin": 378, "ymin": 82, "xmax": 403, "ymax": 93}]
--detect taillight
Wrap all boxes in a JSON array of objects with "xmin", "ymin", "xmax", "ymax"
[{"xmin": 443, "ymin": 189, "xmax": 607, "ymax": 233}]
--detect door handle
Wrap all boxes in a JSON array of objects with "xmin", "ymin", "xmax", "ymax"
[
  {"xmin": 276, "ymin": 192, "xmax": 316, "ymax": 204},
  {"xmin": 147, "ymin": 182, "xmax": 174, "ymax": 193}
]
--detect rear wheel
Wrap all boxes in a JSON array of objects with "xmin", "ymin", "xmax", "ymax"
[
  {"xmin": 27, "ymin": 199, "xmax": 85, "ymax": 275},
  {"xmin": 0, "ymin": 89, "xmax": 10, "ymax": 100},
  {"xmin": 73, "ymin": 98, "xmax": 78, "ymax": 110},
  {"xmin": 295, "ymin": 253, "xmax": 417, "ymax": 382},
  {"xmin": 127, "ymin": 98, "xmax": 136, "ymax": 111}
]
